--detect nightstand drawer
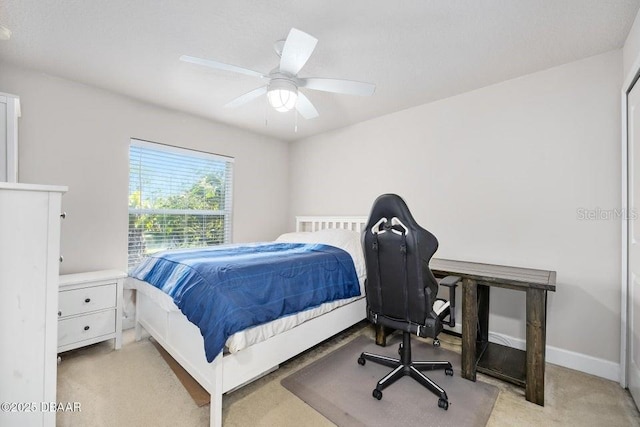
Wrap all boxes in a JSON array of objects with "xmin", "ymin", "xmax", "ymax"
[
  {"xmin": 58, "ymin": 310, "xmax": 116, "ymax": 347},
  {"xmin": 59, "ymin": 283, "xmax": 116, "ymax": 317}
]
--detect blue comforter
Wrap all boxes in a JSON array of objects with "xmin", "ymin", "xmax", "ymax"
[{"xmin": 130, "ymin": 242, "xmax": 360, "ymax": 362}]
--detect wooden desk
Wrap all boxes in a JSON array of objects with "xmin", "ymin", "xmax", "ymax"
[{"xmin": 429, "ymin": 258, "xmax": 556, "ymax": 406}]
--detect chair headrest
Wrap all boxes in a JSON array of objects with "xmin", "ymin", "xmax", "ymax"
[
  {"xmin": 370, "ymin": 216, "xmax": 409, "ymax": 235},
  {"xmin": 365, "ymin": 194, "xmax": 421, "ymax": 234}
]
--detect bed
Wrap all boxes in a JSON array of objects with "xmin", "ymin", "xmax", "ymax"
[{"xmin": 127, "ymin": 216, "xmax": 368, "ymax": 427}]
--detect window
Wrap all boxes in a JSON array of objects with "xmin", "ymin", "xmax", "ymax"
[{"xmin": 128, "ymin": 139, "xmax": 234, "ymax": 269}]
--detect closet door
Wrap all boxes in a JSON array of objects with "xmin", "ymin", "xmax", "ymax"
[{"xmin": 627, "ymin": 80, "xmax": 640, "ymax": 408}]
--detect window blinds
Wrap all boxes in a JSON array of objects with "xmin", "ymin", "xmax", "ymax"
[{"xmin": 128, "ymin": 139, "xmax": 234, "ymax": 269}]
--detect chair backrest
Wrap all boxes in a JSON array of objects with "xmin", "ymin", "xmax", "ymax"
[{"xmin": 362, "ymin": 194, "xmax": 439, "ymax": 326}]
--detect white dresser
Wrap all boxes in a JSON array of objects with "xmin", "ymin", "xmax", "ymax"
[
  {"xmin": 0, "ymin": 183, "xmax": 67, "ymax": 427},
  {"xmin": 58, "ymin": 270, "xmax": 126, "ymax": 352}
]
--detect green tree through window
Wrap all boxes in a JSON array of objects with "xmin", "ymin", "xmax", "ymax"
[{"xmin": 128, "ymin": 140, "xmax": 233, "ymax": 269}]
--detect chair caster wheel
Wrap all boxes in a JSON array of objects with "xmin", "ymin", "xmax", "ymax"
[
  {"xmin": 445, "ymin": 367, "xmax": 454, "ymax": 376},
  {"xmin": 357, "ymin": 356, "xmax": 366, "ymax": 366},
  {"xmin": 438, "ymin": 398, "xmax": 449, "ymax": 410},
  {"xmin": 372, "ymin": 389, "xmax": 382, "ymax": 400},
  {"xmin": 433, "ymin": 339, "xmax": 441, "ymax": 347},
  {"xmin": 398, "ymin": 344, "xmax": 403, "ymax": 355}
]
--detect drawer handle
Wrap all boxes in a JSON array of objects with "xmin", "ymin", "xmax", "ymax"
[
  {"xmin": 84, "ymin": 298, "xmax": 91, "ymax": 303},
  {"xmin": 59, "ymin": 255, "xmax": 64, "ymax": 263},
  {"xmin": 83, "ymin": 326, "xmax": 90, "ymax": 331}
]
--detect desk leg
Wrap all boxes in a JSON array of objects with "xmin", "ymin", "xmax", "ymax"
[
  {"xmin": 526, "ymin": 288, "xmax": 547, "ymax": 406},
  {"xmin": 375, "ymin": 324, "xmax": 388, "ymax": 346},
  {"xmin": 477, "ymin": 284, "xmax": 490, "ymax": 345},
  {"xmin": 462, "ymin": 278, "xmax": 478, "ymax": 381}
]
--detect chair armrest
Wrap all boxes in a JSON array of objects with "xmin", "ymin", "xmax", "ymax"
[
  {"xmin": 438, "ymin": 275, "xmax": 461, "ymax": 288},
  {"xmin": 438, "ymin": 275, "xmax": 460, "ymax": 327}
]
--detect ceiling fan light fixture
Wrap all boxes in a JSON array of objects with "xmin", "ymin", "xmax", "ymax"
[
  {"xmin": 267, "ymin": 79, "xmax": 298, "ymax": 112},
  {"xmin": 181, "ymin": 28, "xmax": 375, "ymax": 121},
  {"xmin": 0, "ymin": 25, "xmax": 12, "ymax": 41}
]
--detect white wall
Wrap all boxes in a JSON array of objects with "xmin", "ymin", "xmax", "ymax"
[
  {"xmin": 0, "ymin": 48, "xmax": 624, "ymax": 376},
  {"xmin": 290, "ymin": 50, "xmax": 622, "ymax": 372},
  {"xmin": 624, "ymin": 9, "xmax": 640, "ymax": 81},
  {"xmin": 0, "ymin": 62, "xmax": 290, "ymax": 274}
]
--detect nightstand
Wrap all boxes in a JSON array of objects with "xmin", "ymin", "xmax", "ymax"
[{"xmin": 58, "ymin": 270, "xmax": 127, "ymax": 352}]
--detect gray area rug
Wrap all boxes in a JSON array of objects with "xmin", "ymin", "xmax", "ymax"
[{"xmin": 282, "ymin": 334, "xmax": 499, "ymax": 427}]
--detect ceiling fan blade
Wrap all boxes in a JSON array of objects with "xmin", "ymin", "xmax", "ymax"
[
  {"xmin": 299, "ymin": 78, "xmax": 376, "ymax": 96},
  {"xmin": 295, "ymin": 92, "xmax": 319, "ymax": 120},
  {"xmin": 224, "ymin": 86, "xmax": 268, "ymax": 108},
  {"xmin": 180, "ymin": 55, "xmax": 265, "ymax": 79},
  {"xmin": 279, "ymin": 28, "xmax": 318, "ymax": 75}
]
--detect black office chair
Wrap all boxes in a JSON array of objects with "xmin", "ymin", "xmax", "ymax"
[{"xmin": 357, "ymin": 194, "xmax": 459, "ymax": 410}]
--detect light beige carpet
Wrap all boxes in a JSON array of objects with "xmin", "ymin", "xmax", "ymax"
[
  {"xmin": 56, "ymin": 327, "xmax": 640, "ymax": 427},
  {"xmin": 282, "ymin": 334, "xmax": 498, "ymax": 427},
  {"xmin": 150, "ymin": 338, "xmax": 210, "ymax": 407}
]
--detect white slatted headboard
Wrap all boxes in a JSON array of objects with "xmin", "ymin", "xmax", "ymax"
[{"xmin": 296, "ymin": 216, "xmax": 368, "ymax": 233}]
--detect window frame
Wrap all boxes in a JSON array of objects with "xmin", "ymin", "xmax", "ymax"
[{"xmin": 127, "ymin": 138, "xmax": 234, "ymax": 269}]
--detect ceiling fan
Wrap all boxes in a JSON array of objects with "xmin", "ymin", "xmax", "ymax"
[{"xmin": 180, "ymin": 28, "xmax": 376, "ymax": 120}]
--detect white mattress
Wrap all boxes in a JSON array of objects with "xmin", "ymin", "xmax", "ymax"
[
  {"xmin": 128, "ymin": 277, "xmax": 363, "ymax": 353},
  {"xmin": 128, "ymin": 229, "xmax": 367, "ymax": 353}
]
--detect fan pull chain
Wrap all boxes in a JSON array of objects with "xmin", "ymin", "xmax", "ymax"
[{"xmin": 294, "ymin": 109, "xmax": 299, "ymax": 133}]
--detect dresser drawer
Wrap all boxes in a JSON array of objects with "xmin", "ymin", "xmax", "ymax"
[
  {"xmin": 58, "ymin": 310, "xmax": 116, "ymax": 347},
  {"xmin": 59, "ymin": 283, "xmax": 116, "ymax": 317}
]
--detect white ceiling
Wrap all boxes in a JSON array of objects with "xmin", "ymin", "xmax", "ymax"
[{"xmin": 1, "ymin": 1, "xmax": 639, "ymax": 141}]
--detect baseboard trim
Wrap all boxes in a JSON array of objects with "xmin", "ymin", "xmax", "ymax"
[{"xmin": 443, "ymin": 325, "xmax": 620, "ymax": 382}]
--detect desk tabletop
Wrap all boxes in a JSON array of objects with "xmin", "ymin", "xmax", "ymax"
[{"xmin": 430, "ymin": 258, "xmax": 556, "ymax": 291}]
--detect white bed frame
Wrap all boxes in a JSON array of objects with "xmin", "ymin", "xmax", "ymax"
[{"xmin": 134, "ymin": 216, "xmax": 368, "ymax": 427}]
